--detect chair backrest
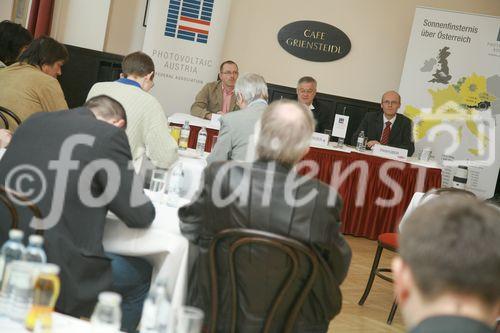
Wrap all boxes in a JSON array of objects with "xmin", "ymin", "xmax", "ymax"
[
  {"xmin": 208, "ymin": 228, "xmax": 320, "ymax": 333},
  {"xmin": 0, "ymin": 106, "xmax": 22, "ymax": 130},
  {"xmin": 0, "ymin": 186, "xmax": 43, "ymax": 235}
]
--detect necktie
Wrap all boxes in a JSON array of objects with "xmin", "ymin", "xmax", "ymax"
[{"xmin": 380, "ymin": 121, "xmax": 391, "ymax": 145}]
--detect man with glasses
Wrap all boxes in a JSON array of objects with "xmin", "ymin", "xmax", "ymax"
[
  {"xmin": 352, "ymin": 90, "xmax": 415, "ymax": 156},
  {"xmin": 190, "ymin": 60, "xmax": 240, "ymax": 119},
  {"xmin": 296, "ymin": 76, "xmax": 333, "ymax": 133}
]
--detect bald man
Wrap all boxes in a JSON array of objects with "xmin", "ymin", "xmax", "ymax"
[{"xmin": 352, "ymin": 91, "xmax": 415, "ymax": 156}]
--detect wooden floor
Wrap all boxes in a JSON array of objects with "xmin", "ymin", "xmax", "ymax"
[{"xmin": 327, "ymin": 236, "xmax": 405, "ymax": 333}]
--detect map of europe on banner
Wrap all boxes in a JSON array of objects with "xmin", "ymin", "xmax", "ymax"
[
  {"xmin": 143, "ymin": 0, "xmax": 231, "ymax": 115},
  {"xmin": 399, "ymin": 7, "xmax": 500, "ymax": 198}
]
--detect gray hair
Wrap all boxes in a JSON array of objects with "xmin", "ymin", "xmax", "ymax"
[
  {"xmin": 84, "ymin": 95, "xmax": 127, "ymax": 128},
  {"xmin": 297, "ymin": 76, "xmax": 317, "ymax": 87},
  {"xmin": 256, "ymin": 100, "xmax": 314, "ymax": 166},
  {"xmin": 234, "ymin": 73, "xmax": 268, "ymax": 104}
]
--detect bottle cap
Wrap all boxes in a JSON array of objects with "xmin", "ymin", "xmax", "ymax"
[
  {"xmin": 9, "ymin": 229, "xmax": 24, "ymax": 240},
  {"xmin": 41, "ymin": 263, "xmax": 60, "ymax": 275},
  {"xmin": 98, "ymin": 291, "xmax": 122, "ymax": 305},
  {"xmin": 29, "ymin": 234, "xmax": 44, "ymax": 246}
]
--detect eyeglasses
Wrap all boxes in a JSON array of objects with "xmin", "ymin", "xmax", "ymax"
[
  {"xmin": 382, "ymin": 100, "xmax": 400, "ymax": 106},
  {"xmin": 221, "ymin": 71, "xmax": 238, "ymax": 75},
  {"xmin": 298, "ymin": 89, "xmax": 315, "ymax": 94}
]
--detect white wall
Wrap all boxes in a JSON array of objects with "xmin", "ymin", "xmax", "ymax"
[
  {"xmin": 50, "ymin": 0, "xmax": 111, "ymax": 51},
  {"xmin": 0, "ymin": 0, "xmax": 14, "ymax": 22}
]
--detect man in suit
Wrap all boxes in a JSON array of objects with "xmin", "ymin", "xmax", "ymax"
[
  {"xmin": 352, "ymin": 90, "xmax": 415, "ymax": 156},
  {"xmin": 207, "ymin": 73, "xmax": 268, "ymax": 163},
  {"xmin": 179, "ymin": 100, "xmax": 352, "ymax": 333},
  {"xmin": 0, "ymin": 95, "xmax": 155, "ymax": 333},
  {"xmin": 392, "ymin": 195, "xmax": 500, "ymax": 333},
  {"xmin": 190, "ymin": 60, "xmax": 239, "ymax": 119},
  {"xmin": 296, "ymin": 76, "xmax": 333, "ymax": 133}
]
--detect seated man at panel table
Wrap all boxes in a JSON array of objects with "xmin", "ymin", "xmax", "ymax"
[
  {"xmin": 296, "ymin": 76, "xmax": 333, "ymax": 133},
  {"xmin": 352, "ymin": 90, "xmax": 415, "ymax": 156},
  {"xmin": 179, "ymin": 100, "xmax": 352, "ymax": 333},
  {"xmin": 392, "ymin": 195, "xmax": 500, "ymax": 333},
  {"xmin": 0, "ymin": 96, "xmax": 155, "ymax": 333},
  {"xmin": 207, "ymin": 73, "xmax": 268, "ymax": 163},
  {"xmin": 87, "ymin": 51, "xmax": 178, "ymax": 171},
  {"xmin": 0, "ymin": 36, "xmax": 68, "ymax": 130},
  {"xmin": 190, "ymin": 60, "xmax": 239, "ymax": 119}
]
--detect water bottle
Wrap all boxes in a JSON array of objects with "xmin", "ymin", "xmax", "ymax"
[
  {"xmin": 167, "ymin": 163, "xmax": 184, "ymax": 207},
  {"xmin": 140, "ymin": 281, "xmax": 170, "ymax": 333},
  {"xmin": 196, "ymin": 127, "xmax": 207, "ymax": 155},
  {"xmin": 0, "ymin": 229, "xmax": 26, "ymax": 284},
  {"xmin": 179, "ymin": 121, "xmax": 190, "ymax": 150},
  {"xmin": 356, "ymin": 131, "xmax": 365, "ymax": 151},
  {"xmin": 91, "ymin": 291, "xmax": 122, "ymax": 333},
  {"xmin": 24, "ymin": 235, "xmax": 47, "ymax": 263}
]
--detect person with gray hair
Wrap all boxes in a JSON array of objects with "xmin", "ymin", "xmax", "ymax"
[
  {"xmin": 207, "ymin": 72, "xmax": 268, "ymax": 163},
  {"xmin": 179, "ymin": 99, "xmax": 351, "ymax": 332},
  {"xmin": 392, "ymin": 195, "xmax": 500, "ymax": 333}
]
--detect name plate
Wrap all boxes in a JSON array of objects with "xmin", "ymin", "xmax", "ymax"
[
  {"xmin": 372, "ymin": 144, "xmax": 408, "ymax": 160},
  {"xmin": 211, "ymin": 114, "xmax": 222, "ymax": 124},
  {"xmin": 310, "ymin": 132, "xmax": 329, "ymax": 148}
]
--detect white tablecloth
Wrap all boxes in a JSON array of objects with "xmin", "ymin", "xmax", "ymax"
[{"xmin": 103, "ymin": 152, "xmax": 207, "ymax": 308}]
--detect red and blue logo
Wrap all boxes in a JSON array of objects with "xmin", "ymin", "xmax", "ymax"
[{"xmin": 165, "ymin": 0, "xmax": 213, "ymax": 44}]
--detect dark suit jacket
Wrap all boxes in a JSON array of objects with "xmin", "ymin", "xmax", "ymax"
[
  {"xmin": 410, "ymin": 316, "xmax": 495, "ymax": 333},
  {"xmin": 312, "ymin": 99, "xmax": 334, "ymax": 133},
  {"xmin": 0, "ymin": 108, "xmax": 155, "ymax": 318},
  {"xmin": 179, "ymin": 160, "xmax": 352, "ymax": 333},
  {"xmin": 352, "ymin": 111, "xmax": 415, "ymax": 156}
]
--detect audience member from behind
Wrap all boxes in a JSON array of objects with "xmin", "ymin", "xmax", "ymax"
[
  {"xmin": 0, "ymin": 95, "xmax": 155, "ymax": 333},
  {"xmin": 0, "ymin": 20, "xmax": 33, "ymax": 68},
  {"xmin": 296, "ymin": 76, "xmax": 333, "ymax": 133},
  {"xmin": 0, "ymin": 36, "xmax": 68, "ymax": 130},
  {"xmin": 87, "ymin": 51, "xmax": 177, "ymax": 170},
  {"xmin": 207, "ymin": 73, "xmax": 268, "ymax": 163},
  {"xmin": 179, "ymin": 100, "xmax": 351, "ymax": 332},
  {"xmin": 392, "ymin": 195, "xmax": 500, "ymax": 333},
  {"xmin": 190, "ymin": 60, "xmax": 239, "ymax": 119}
]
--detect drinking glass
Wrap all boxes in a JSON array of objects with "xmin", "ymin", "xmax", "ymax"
[
  {"xmin": 149, "ymin": 169, "xmax": 167, "ymax": 203},
  {"xmin": 210, "ymin": 136, "xmax": 218, "ymax": 152},
  {"xmin": 323, "ymin": 129, "xmax": 332, "ymax": 141},
  {"xmin": 173, "ymin": 306, "xmax": 204, "ymax": 333}
]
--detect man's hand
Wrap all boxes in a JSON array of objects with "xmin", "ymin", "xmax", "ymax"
[
  {"xmin": 366, "ymin": 140, "xmax": 380, "ymax": 149},
  {"xmin": 0, "ymin": 129, "xmax": 12, "ymax": 148},
  {"xmin": 205, "ymin": 113, "xmax": 212, "ymax": 120}
]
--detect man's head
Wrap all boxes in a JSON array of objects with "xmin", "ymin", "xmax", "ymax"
[
  {"xmin": 0, "ymin": 20, "xmax": 33, "ymax": 66},
  {"xmin": 234, "ymin": 73, "xmax": 268, "ymax": 108},
  {"xmin": 121, "ymin": 51, "xmax": 155, "ymax": 92},
  {"xmin": 84, "ymin": 95, "xmax": 127, "ymax": 129},
  {"xmin": 18, "ymin": 36, "xmax": 68, "ymax": 78},
  {"xmin": 296, "ymin": 76, "xmax": 317, "ymax": 107},
  {"xmin": 218, "ymin": 60, "xmax": 238, "ymax": 90},
  {"xmin": 380, "ymin": 90, "xmax": 401, "ymax": 119},
  {"xmin": 392, "ymin": 195, "xmax": 500, "ymax": 328},
  {"xmin": 256, "ymin": 100, "xmax": 314, "ymax": 166}
]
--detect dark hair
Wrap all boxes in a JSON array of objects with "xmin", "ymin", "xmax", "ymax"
[
  {"xmin": 122, "ymin": 51, "xmax": 154, "ymax": 79},
  {"xmin": 219, "ymin": 60, "xmax": 238, "ymax": 72},
  {"xmin": 297, "ymin": 76, "xmax": 317, "ymax": 86},
  {"xmin": 400, "ymin": 195, "xmax": 500, "ymax": 306},
  {"xmin": 84, "ymin": 95, "xmax": 127, "ymax": 129},
  {"xmin": 0, "ymin": 20, "xmax": 33, "ymax": 66},
  {"xmin": 18, "ymin": 36, "xmax": 68, "ymax": 67}
]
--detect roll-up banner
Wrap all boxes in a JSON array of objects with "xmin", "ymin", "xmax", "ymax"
[
  {"xmin": 143, "ymin": 0, "xmax": 232, "ymax": 115},
  {"xmin": 399, "ymin": 7, "xmax": 500, "ymax": 199}
]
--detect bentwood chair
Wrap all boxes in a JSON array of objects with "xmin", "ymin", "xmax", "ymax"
[
  {"xmin": 0, "ymin": 186, "xmax": 44, "ymax": 236},
  {"xmin": 208, "ymin": 228, "xmax": 325, "ymax": 333},
  {"xmin": 358, "ymin": 187, "xmax": 476, "ymax": 324},
  {"xmin": 0, "ymin": 106, "xmax": 22, "ymax": 130}
]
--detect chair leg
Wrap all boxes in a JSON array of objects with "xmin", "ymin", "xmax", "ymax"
[
  {"xmin": 358, "ymin": 244, "xmax": 384, "ymax": 305},
  {"xmin": 387, "ymin": 299, "xmax": 398, "ymax": 324}
]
